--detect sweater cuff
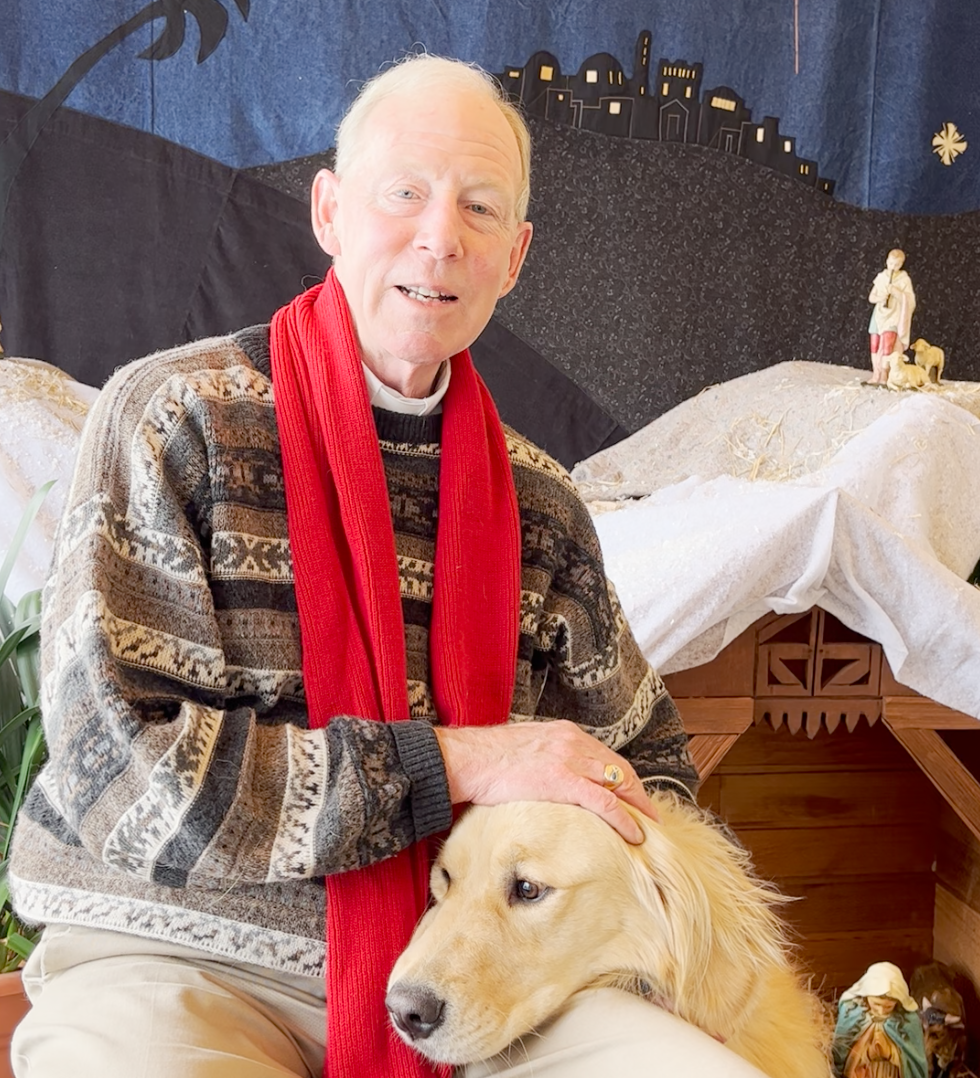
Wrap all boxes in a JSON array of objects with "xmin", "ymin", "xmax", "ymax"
[{"xmin": 390, "ymin": 721, "xmax": 454, "ymax": 841}]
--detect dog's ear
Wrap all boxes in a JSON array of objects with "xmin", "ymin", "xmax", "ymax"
[
  {"xmin": 626, "ymin": 799, "xmax": 791, "ymax": 1042},
  {"xmin": 624, "ymin": 819, "xmax": 714, "ymax": 1007}
]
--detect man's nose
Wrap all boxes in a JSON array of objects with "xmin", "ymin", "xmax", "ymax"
[{"xmin": 413, "ymin": 199, "xmax": 463, "ymax": 260}]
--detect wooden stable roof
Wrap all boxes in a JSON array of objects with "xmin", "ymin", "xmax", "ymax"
[{"xmin": 665, "ymin": 608, "xmax": 980, "ymax": 845}]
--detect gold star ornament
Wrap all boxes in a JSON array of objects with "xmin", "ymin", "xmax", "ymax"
[{"xmin": 932, "ymin": 122, "xmax": 967, "ymax": 166}]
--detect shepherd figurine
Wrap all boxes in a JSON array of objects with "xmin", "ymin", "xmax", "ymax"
[{"xmin": 868, "ymin": 250, "xmax": 916, "ymax": 386}]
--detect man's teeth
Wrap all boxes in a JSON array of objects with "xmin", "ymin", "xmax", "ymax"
[{"xmin": 399, "ymin": 285, "xmax": 455, "ymax": 302}]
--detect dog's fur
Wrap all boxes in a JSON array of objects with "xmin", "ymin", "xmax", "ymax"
[
  {"xmin": 910, "ymin": 337, "xmax": 945, "ymax": 383},
  {"xmin": 388, "ymin": 793, "xmax": 832, "ymax": 1077}
]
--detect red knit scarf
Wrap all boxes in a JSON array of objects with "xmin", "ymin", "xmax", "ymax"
[{"xmin": 269, "ymin": 270, "xmax": 522, "ymax": 1078}]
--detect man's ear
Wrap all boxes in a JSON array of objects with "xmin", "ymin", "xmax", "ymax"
[
  {"xmin": 498, "ymin": 220, "xmax": 533, "ymax": 299},
  {"xmin": 311, "ymin": 169, "xmax": 342, "ymax": 257}
]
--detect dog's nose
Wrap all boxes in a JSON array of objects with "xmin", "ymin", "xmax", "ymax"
[{"xmin": 385, "ymin": 982, "xmax": 446, "ymax": 1041}]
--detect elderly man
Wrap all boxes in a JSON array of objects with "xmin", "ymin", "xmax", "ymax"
[{"xmin": 7, "ymin": 56, "xmax": 756, "ymax": 1078}]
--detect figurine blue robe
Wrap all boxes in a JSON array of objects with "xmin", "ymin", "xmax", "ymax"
[{"xmin": 833, "ymin": 963, "xmax": 928, "ymax": 1078}]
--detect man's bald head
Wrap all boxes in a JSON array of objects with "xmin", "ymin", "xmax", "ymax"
[{"xmin": 334, "ymin": 55, "xmax": 532, "ymax": 223}]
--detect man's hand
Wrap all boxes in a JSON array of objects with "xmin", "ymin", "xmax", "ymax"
[{"xmin": 434, "ymin": 720, "xmax": 657, "ymax": 844}]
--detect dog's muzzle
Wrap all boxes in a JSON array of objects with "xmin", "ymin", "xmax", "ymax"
[{"xmin": 386, "ymin": 982, "xmax": 446, "ymax": 1042}]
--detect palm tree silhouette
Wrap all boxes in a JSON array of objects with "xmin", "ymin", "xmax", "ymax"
[{"xmin": 0, "ymin": 0, "xmax": 251, "ymax": 248}]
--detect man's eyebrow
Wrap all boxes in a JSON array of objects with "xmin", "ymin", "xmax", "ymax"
[{"xmin": 459, "ymin": 178, "xmax": 514, "ymax": 204}]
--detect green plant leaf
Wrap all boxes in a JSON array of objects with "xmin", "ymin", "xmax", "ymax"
[
  {"xmin": 0, "ymin": 705, "xmax": 40, "ymax": 743},
  {"xmin": 0, "ymin": 486, "xmax": 53, "ymax": 963},
  {"xmin": 13, "ymin": 590, "xmax": 41, "ymax": 627},
  {"xmin": 0, "ymin": 623, "xmax": 31, "ymax": 672},
  {"xmin": 0, "ymin": 624, "xmax": 29, "ymax": 667},
  {"xmin": 0, "ymin": 656, "xmax": 24, "ymax": 726},
  {"xmin": 0, "ymin": 480, "xmax": 55, "ymax": 602},
  {"xmin": 1, "ymin": 718, "xmax": 45, "ymax": 861},
  {"xmin": 5, "ymin": 931, "xmax": 36, "ymax": 961},
  {"xmin": 13, "ymin": 628, "xmax": 40, "ymax": 709}
]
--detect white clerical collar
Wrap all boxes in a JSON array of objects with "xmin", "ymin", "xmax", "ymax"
[{"xmin": 362, "ymin": 361, "xmax": 451, "ymax": 416}]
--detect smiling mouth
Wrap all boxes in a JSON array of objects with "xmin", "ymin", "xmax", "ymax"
[{"xmin": 398, "ymin": 285, "xmax": 458, "ymax": 303}]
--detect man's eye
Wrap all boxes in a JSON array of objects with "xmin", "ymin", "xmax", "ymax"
[{"xmin": 469, "ymin": 203, "xmax": 490, "ymax": 215}]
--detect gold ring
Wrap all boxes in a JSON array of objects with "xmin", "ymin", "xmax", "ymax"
[{"xmin": 602, "ymin": 763, "xmax": 624, "ymax": 790}]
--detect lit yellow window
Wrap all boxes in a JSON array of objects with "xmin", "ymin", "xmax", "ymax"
[
  {"xmin": 609, "ymin": 101, "xmax": 622, "ymax": 114},
  {"xmin": 586, "ymin": 70, "xmax": 598, "ymax": 83},
  {"xmin": 756, "ymin": 127, "xmax": 765, "ymax": 142},
  {"xmin": 711, "ymin": 96, "xmax": 736, "ymax": 112},
  {"xmin": 539, "ymin": 64, "xmax": 553, "ymax": 81},
  {"xmin": 783, "ymin": 139, "xmax": 792, "ymax": 152},
  {"xmin": 662, "ymin": 81, "xmax": 669, "ymax": 95},
  {"xmin": 685, "ymin": 86, "xmax": 692, "ymax": 98},
  {"xmin": 508, "ymin": 70, "xmax": 520, "ymax": 78}
]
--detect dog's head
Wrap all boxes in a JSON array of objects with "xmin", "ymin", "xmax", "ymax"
[{"xmin": 386, "ymin": 795, "xmax": 790, "ymax": 1066}]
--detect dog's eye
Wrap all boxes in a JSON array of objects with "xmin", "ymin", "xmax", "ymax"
[{"xmin": 512, "ymin": 878, "xmax": 545, "ymax": 903}]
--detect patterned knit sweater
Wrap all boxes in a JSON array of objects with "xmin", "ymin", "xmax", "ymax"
[{"xmin": 10, "ymin": 327, "xmax": 698, "ymax": 977}]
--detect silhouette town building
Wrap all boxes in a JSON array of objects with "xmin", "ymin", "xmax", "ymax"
[{"xmin": 497, "ymin": 30, "xmax": 835, "ymax": 195}]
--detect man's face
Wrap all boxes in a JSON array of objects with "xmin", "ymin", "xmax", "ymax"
[{"xmin": 311, "ymin": 87, "xmax": 533, "ymax": 393}]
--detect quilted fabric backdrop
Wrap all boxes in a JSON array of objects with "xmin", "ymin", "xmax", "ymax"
[{"xmin": 2, "ymin": 1, "xmax": 979, "ymax": 462}]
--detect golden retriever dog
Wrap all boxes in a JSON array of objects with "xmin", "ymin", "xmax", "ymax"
[
  {"xmin": 387, "ymin": 792, "xmax": 832, "ymax": 1078},
  {"xmin": 910, "ymin": 337, "xmax": 945, "ymax": 383}
]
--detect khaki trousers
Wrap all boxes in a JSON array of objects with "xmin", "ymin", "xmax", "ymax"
[{"xmin": 12, "ymin": 925, "xmax": 769, "ymax": 1077}]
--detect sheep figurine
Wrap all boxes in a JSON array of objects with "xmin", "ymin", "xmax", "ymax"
[
  {"xmin": 909, "ymin": 338, "xmax": 945, "ymax": 383},
  {"xmin": 886, "ymin": 351, "xmax": 929, "ymax": 390}
]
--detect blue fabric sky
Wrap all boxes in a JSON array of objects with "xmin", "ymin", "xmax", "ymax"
[{"xmin": 2, "ymin": 0, "xmax": 979, "ymax": 214}]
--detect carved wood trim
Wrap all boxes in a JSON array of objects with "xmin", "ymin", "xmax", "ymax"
[
  {"xmin": 756, "ymin": 642, "xmax": 814, "ymax": 696},
  {"xmin": 815, "ymin": 642, "xmax": 881, "ymax": 696},
  {"xmin": 756, "ymin": 610, "xmax": 815, "ymax": 645},
  {"xmin": 749, "ymin": 609, "xmax": 899, "ymax": 733},
  {"xmin": 754, "ymin": 696, "xmax": 882, "ymax": 738}
]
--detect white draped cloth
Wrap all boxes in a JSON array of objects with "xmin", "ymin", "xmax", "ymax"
[
  {"xmin": 573, "ymin": 362, "xmax": 980, "ymax": 722},
  {"xmin": 0, "ymin": 358, "xmax": 99, "ymax": 603}
]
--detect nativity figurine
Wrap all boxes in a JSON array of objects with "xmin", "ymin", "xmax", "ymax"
[
  {"xmin": 868, "ymin": 249, "xmax": 916, "ymax": 386},
  {"xmin": 833, "ymin": 962, "xmax": 928, "ymax": 1078},
  {"xmin": 910, "ymin": 962, "xmax": 968, "ymax": 1078},
  {"xmin": 886, "ymin": 352, "xmax": 928, "ymax": 390},
  {"xmin": 909, "ymin": 339, "xmax": 945, "ymax": 384}
]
